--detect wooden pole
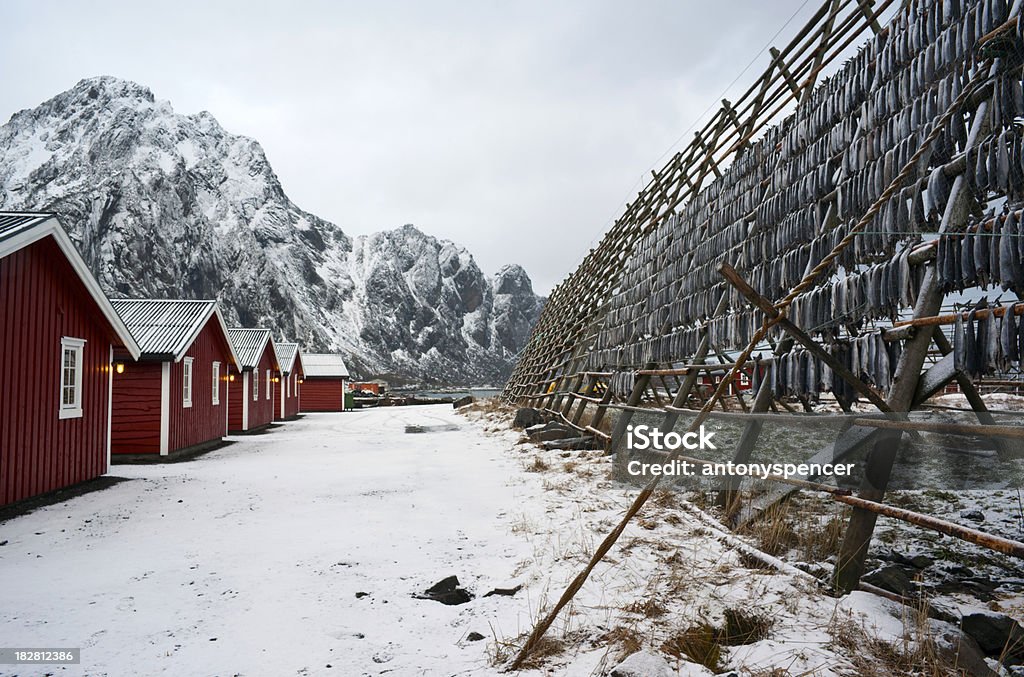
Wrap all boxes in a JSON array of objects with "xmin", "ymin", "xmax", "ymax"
[
  {"xmin": 892, "ymin": 302, "xmax": 1024, "ymax": 328},
  {"xmin": 832, "ymin": 493, "xmax": 1024, "ymax": 558}
]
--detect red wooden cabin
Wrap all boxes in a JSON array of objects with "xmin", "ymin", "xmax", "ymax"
[
  {"xmin": 300, "ymin": 354, "xmax": 350, "ymax": 412},
  {"xmin": 227, "ymin": 329, "xmax": 280, "ymax": 432},
  {"xmin": 109, "ymin": 299, "xmax": 239, "ymax": 457},
  {"xmin": 273, "ymin": 342, "xmax": 304, "ymax": 421},
  {"xmin": 0, "ymin": 213, "xmax": 141, "ymax": 506}
]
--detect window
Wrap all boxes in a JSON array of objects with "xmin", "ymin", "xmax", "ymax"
[
  {"xmin": 253, "ymin": 369, "xmax": 259, "ymax": 401},
  {"xmin": 212, "ymin": 362, "xmax": 221, "ymax": 405},
  {"xmin": 182, "ymin": 357, "xmax": 194, "ymax": 408},
  {"xmin": 286, "ymin": 373, "xmax": 290, "ymax": 398},
  {"xmin": 59, "ymin": 337, "xmax": 86, "ymax": 419},
  {"xmin": 266, "ymin": 369, "xmax": 271, "ymax": 400}
]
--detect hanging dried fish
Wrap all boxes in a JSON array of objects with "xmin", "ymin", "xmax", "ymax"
[
  {"xmin": 965, "ymin": 301, "xmax": 981, "ymax": 377},
  {"xmin": 954, "ymin": 313, "xmax": 966, "ymax": 371},
  {"xmin": 1003, "ymin": 304, "xmax": 1019, "ymax": 366}
]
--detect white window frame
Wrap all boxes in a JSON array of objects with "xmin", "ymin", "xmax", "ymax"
[
  {"xmin": 253, "ymin": 368, "xmax": 259, "ymax": 401},
  {"xmin": 182, "ymin": 357, "xmax": 194, "ymax": 408},
  {"xmin": 212, "ymin": 361, "xmax": 221, "ymax": 405},
  {"xmin": 59, "ymin": 337, "xmax": 86, "ymax": 420},
  {"xmin": 266, "ymin": 369, "xmax": 271, "ymax": 400},
  {"xmin": 286, "ymin": 373, "xmax": 291, "ymax": 398}
]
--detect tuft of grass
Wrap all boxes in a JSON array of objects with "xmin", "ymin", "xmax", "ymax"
[
  {"xmin": 661, "ymin": 623, "xmax": 722, "ymax": 670},
  {"xmin": 740, "ymin": 503, "xmax": 799, "ymax": 557},
  {"xmin": 659, "ymin": 608, "xmax": 774, "ymax": 671},
  {"xmin": 829, "ymin": 593, "xmax": 967, "ymax": 677},
  {"xmin": 597, "ymin": 625, "xmax": 644, "ymax": 664},
  {"xmin": 738, "ymin": 497, "xmax": 848, "ymax": 560},
  {"xmin": 525, "ymin": 455, "xmax": 550, "ymax": 472},
  {"xmin": 721, "ymin": 608, "xmax": 772, "ymax": 645},
  {"xmin": 651, "ymin": 489, "xmax": 681, "ymax": 510},
  {"xmin": 621, "ymin": 598, "xmax": 668, "ymax": 619}
]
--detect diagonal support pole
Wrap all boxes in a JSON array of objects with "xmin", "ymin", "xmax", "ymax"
[{"xmin": 719, "ymin": 263, "xmax": 894, "ymax": 414}]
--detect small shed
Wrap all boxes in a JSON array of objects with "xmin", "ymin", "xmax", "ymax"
[
  {"xmin": 110, "ymin": 299, "xmax": 239, "ymax": 458},
  {"xmin": 227, "ymin": 328, "xmax": 281, "ymax": 433},
  {"xmin": 300, "ymin": 353, "xmax": 350, "ymax": 412},
  {"xmin": 273, "ymin": 342, "xmax": 304, "ymax": 421},
  {"xmin": 0, "ymin": 213, "xmax": 141, "ymax": 505}
]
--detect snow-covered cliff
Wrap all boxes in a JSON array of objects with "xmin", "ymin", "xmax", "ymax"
[{"xmin": 0, "ymin": 76, "xmax": 543, "ymax": 384}]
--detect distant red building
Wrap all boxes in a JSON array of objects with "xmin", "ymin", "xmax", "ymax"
[
  {"xmin": 349, "ymin": 381, "xmax": 383, "ymax": 395},
  {"xmin": 0, "ymin": 213, "xmax": 141, "ymax": 505},
  {"xmin": 273, "ymin": 342, "xmax": 304, "ymax": 421},
  {"xmin": 109, "ymin": 300, "xmax": 239, "ymax": 457},
  {"xmin": 300, "ymin": 354, "xmax": 350, "ymax": 412},
  {"xmin": 227, "ymin": 328, "xmax": 280, "ymax": 432}
]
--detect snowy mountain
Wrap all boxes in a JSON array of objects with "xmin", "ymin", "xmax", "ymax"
[{"xmin": 0, "ymin": 77, "xmax": 543, "ymax": 384}]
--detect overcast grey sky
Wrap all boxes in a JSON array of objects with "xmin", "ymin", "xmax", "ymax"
[{"xmin": 2, "ymin": 0, "xmax": 828, "ymax": 293}]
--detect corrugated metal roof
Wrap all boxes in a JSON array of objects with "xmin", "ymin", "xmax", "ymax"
[
  {"xmin": 303, "ymin": 353, "xmax": 350, "ymax": 378},
  {"xmin": 111, "ymin": 299, "xmax": 218, "ymax": 359},
  {"xmin": 0, "ymin": 212, "xmax": 55, "ymax": 242},
  {"xmin": 275, "ymin": 342, "xmax": 299, "ymax": 374},
  {"xmin": 228, "ymin": 328, "xmax": 273, "ymax": 370}
]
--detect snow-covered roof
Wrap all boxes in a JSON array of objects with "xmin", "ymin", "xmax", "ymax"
[
  {"xmin": 228, "ymin": 328, "xmax": 278, "ymax": 370},
  {"xmin": 0, "ymin": 212, "xmax": 140, "ymax": 360},
  {"xmin": 302, "ymin": 353, "xmax": 349, "ymax": 378},
  {"xmin": 111, "ymin": 298, "xmax": 237, "ymax": 366},
  {"xmin": 275, "ymin": 342, "xmax": 300, "ymax": 374}
]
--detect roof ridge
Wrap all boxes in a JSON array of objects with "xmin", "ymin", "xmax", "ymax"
[{"xmin": 111, "ymin": 298, "xmax": 218, "ymax": 304}]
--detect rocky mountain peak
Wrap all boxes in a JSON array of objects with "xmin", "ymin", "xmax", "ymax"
[{"xmin": 0, "ymin": 77, "xmax": 544, "ymax": 385}]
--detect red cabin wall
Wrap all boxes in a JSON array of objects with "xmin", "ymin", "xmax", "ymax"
[
  {"xmin": 110, "ymin": 361, "xmax": 162, "ymax": 454},
  {"xmin": 0, "ymin": 237, "xmax": 115, "ymax": 506},
  {"xmin": 301, "ymin": 377, "xmax": 345, "ymax": 412},
  {"xmin": 168, "ymin": 317, "xmax": 231, "ymax": 451},
  {"xmin": 275, "ymin": 355, "xmax": 304, "ymax": 421},
  {"xmin": 248, "ymin": 345, "xmax": 277, "ymax": 430},
  {"xmin": 228, "ymin": 368, "xmax": 246, "ymax": 432},
  {"xmin": 227, "ymin": 343, "xmax": 277, "ymax": 432}
]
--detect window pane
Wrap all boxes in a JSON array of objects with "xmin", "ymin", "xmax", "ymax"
[{"xmin": 62, "ymin": 348, "xmax": 76, "ymax": 406}]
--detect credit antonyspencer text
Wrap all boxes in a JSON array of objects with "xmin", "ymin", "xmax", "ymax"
[{"xmin": 621, "ymin": 423, "xmax": 854, "ymax": 483}]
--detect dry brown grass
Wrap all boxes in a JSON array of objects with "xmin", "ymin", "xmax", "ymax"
[
  {"xmin": 525, "ymin": 455, "xmax": 551, "ymax": 472},
  {"xmin": 738, "ymin": 497, "xmax": 848, "ymax": 561},
  {"xmin": 597, "ymin": 625, "xmax": 644, "ymax": 664},
  {"xmin": 490, "ymin": 629, "xmax": 588, "ymax": 670},
  {"xmin": 829, "ymin": 594, "xmax": 965, "ymax": 677},
  {"xmin": 651, "ymin": 488, "xmax": 682, "ymax": 510},
  {"xmin": 463, "ymin": 397, "xmax": 514, "ymax": 417},
  {"xmin": 621, "ymin": 597, "xmax": 668, "ymax": 619},
  {"xmin": 659, "ymin": 608, "xmax": 774, "ymax": 671},
  {"xmin": 661, "ymin": 623, "xmax": 723, "ymax": 670}
]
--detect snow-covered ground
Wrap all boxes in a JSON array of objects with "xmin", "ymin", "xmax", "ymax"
[{"xmin": 0, "ymin": 404, "xmax": 1009, "ymax": 675}]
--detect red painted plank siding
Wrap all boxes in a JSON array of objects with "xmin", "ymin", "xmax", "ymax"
[
  {"xmin": 228, "ymin": 369, "xmax": 246, "ymax": 432},
  {"xmin": 251, "ymin": 344, "xmax": 277, "ymax": 430},
  {"xmin": 301, "ymin": 377, "xmax": 345, "ymax": 412},
  {"xmin": 227, "ymin": 342, "xmax": 277, "ymax": 432},
  {"xmin": 168, "ymin": 317, "xmax": 232, "ymax": 451},
  {"xmin": 110, "ymin": 361, "xmax": 162, "ymax": 454},
  {"xmin": 274, "ymin": 354, "xmax": 304, "ymax": 421},
  {"xmin": 0, "ymin": 237, "xmax": 116, "ymax": 506}
]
